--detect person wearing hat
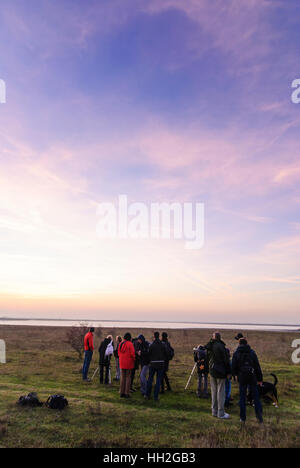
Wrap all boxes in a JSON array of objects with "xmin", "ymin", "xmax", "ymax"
[
  {"xmin": 82, "ymin": 327, "xmax": 95, "ymax": 381},
  {"xmin": 235, "ymin": 333, "xmax": 244, "ymax": 341}
]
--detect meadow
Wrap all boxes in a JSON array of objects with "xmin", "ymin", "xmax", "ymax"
[{"xmin": 0, "ymin": 325, "xmax": 299, "ymax": 448}]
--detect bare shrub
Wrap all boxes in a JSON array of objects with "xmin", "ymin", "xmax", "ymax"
[{"xmin": 65, "ymin": 323, "xmax": 89, "ymax": 360}]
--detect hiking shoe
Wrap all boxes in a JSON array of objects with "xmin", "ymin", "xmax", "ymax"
[{"xmin": 218, "ymin": 413, "xmax": 230, "ymax": 419}]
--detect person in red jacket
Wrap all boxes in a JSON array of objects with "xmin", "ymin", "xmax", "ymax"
[
  {"xmin": 82, "ymin": 327, "xmax": 94, "ymax": 381},
  {"xmin": 118, "ymin": 332, "xmax": 135, "ymax": 398}
]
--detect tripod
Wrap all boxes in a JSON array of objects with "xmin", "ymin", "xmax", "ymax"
[
  {"xmin": 91, "ymin": 366, "xmax": 112, "ymax": 383},
  {"xmin": 184, "ymin": 363, "xmax": 197, "ymax": 390}
]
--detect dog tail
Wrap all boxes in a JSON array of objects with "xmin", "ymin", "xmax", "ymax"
[{"xmin": 270, "ymin": 373, "xmax": 278, "ymax": 386}]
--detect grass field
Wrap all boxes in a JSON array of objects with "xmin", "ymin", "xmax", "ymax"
[{"xmin": 0, "ymin": 325, "xmax": 299, "ymax": 448}]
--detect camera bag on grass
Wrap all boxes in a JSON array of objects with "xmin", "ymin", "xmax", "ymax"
[
  {"xmin": 46, "ymin": 394, "xmax": 68, "ymax": 410},
  {"xmin": 18, "ymin": 392, "xmax": 43, "ymax": 407}
]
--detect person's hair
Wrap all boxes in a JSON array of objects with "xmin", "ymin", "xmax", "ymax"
[
  {"xmin": 162, "ymin": 332, "xmax": 168, "ymax": 339},
  {"xmin": 213, "ymin": 331, "xmax": 221, "ymax": 340},
  {"xmin": 154, "ymin": 331, "xmax": 160, "ymax": 340},
  {"xmin": 116, "ymin": 335, "xmax": 122, "ymax": 342},
  {"xmin": 106, "ymin": 334, "xmax": 113, "ymax": 341},
  {"xmin": 124, "ymin": 332, "xmax": 131, "ymax": 341},
  {"xmin": 239, "ymin": 338, "xmax": 248, "ymax": 345},
  {"xmin": 90, "ymin": 327, "xmax": 95, "ymax": 333}
]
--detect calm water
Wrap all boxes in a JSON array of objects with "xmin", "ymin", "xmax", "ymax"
[{"xmin": 0, "ymin": 319, "xmax": 299, "ymax": 332}]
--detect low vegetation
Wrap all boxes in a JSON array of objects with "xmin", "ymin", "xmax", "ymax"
[{"xmin": 0, "ymin": 325, "xmax": 299, "ymax": 448}]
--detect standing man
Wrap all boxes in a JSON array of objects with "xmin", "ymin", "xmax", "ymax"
[
  {"xmin": 146, "ymin": 332, "xmax": 168, "ymax": 401},
  {"xmin": 82, "ymin": 327, "xmax": 94, "ymax": 381},
  {"xmin": 98, "ymin": 335, "xmax": 113, "ymax": 385},
  {"xmin": 206, "ymin": 331, "xmax": 231, "ymax": 419},
  {"xmin": 232, "ymin": 338, "xmax": 263, "ymax": 424},
  {"xmin": 161, "ymin": 332, "xmax": 174, "ymax": 393}
]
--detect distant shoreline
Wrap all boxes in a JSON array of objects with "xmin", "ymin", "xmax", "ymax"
[
  {"xmin": 0, "ymin": 317, "xmax": 299, "ymax": 332},
  {"xmin": 0, "ymin": 317, "xmax": 299, "ymax": 327}
]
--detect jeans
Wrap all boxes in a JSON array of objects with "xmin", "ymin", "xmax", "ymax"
[
  {"xmin": 146, "ymin": 366, "xmax": 164, "ymax": 400},
  {"xmin": 225, "ymin": 378, "xmax": 232, "ymax": 405},
  {"xmin": 115, "ymin": 358, "xmax": 120, "ymax": 380},
  {"xmin": 197, "ymin": 374, "xmax": 208, "ymax": 396},
  {"xmin": 239, "ymin": 382, "xmax": 263, "ymax": 422},
  {"xmin": 210, "ymin": 376, "xmax": 226, "ymax": 417},
  {"xmin": 140, "ymin": 365, "xmax": 149, "ymax": 395},
  {"xmin": 82, "ymin": 350, "xmax": 93, "ymax": 380}
]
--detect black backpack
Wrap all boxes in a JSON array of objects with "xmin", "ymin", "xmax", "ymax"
[
  {"xmin": 165, "ymin": 342, "xmax": 175, "ymax": 360},
  {"xmin": 239, "ymin": 352, "xmax": 255, "ymax": 382},
  {"xmin": 46, "ymin": 394, "xmax": 68, "ymax": 410},
  {"xmin": 18, "ymin": 392, "xmax": 43, "ymax": 407}
]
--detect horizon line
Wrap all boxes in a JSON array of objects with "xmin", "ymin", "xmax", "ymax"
[{"xmin": 0, "ymin": 317, "xmax": 299, "ymax": 327}]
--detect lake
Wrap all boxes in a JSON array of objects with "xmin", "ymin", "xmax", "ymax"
[{"xmin": 0, "ymin": 318, "xmax": 299, "ymax": 332}]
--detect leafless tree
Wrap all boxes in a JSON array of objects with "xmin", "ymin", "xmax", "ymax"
[{"xmin": 65, "ymin": 323, "xmax": 89, "ymax": 360}]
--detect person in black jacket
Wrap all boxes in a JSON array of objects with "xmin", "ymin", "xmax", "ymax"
[
  {"xmin": 136, "ymin": 334, "xmax": 150, "ymax": 396},
  {"xmin": 146, "ymin": 332, "xmax": 168, "ymax": 401},
  {"xmin": 194, "ymin": 345, "xmax": 209, "ymax": 398},
  {"xmin": 232, "ymin": 338, "xmax": 263, "ymax": 424},
  {"xmin": 130, "ymin": 337, "xmax": 140, "ymax": 392},
  {"xmin": 98, "ymin": 336, "xmax": 113, "ymax": 385},
  {"xmin": 206, "ymin": 332, "xmax": 231, "ymax": 419},
  {"xmin": 161, "ymin": 332, "xmax": 173, "ymax": 393}
]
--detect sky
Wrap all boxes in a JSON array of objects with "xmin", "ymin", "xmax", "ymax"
[{"xmin": 0, "ymin": 0, "xmax": 300, "ymax": 324}]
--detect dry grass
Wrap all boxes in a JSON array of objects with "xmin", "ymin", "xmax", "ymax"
[{"xmin": 0, "ymin": 325, "xmax": 299, "ymax": 448}]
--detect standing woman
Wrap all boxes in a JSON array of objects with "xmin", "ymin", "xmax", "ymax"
[
  {"xmin": 118, "ymin": 333, "xmax": 135, "ymax": 398},
  {"xmin": 114, "ymin": 335, "xmax": 122, "ymax": 381}
]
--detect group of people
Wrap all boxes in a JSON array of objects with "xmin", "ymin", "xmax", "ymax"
[
  {"xmin": 195, "ymin": 331, "xmax": 263, "ymax": 423},
  {"xmin": 82, "ymin": 328, "xmax": 264, "ymax": 423},
  {"xmin": 82, "ymin": 328, "xmax": 174, "ymax": 401}
]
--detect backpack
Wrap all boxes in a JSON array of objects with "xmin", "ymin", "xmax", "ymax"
[
  {"xmin": 239, "ymin": 352, "xmax": 255, "ymax": 382},
  {"xmin": 165, "ymin": 342, "xmax": 174, "ymax": 360},
  {"xmin": 46, "ymin": 394, "xmax": 68, "ymax": 410},
  {"xmin": 18, "ymin": 392, "xmax": 43, "ymax": 407}
]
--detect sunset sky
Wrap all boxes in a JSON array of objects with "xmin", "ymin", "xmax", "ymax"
[{"xmin": 0, "ymin": 0, "xmax": 300, "ymax": 323}]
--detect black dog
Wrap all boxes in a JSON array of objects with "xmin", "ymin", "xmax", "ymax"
[{"xmin": 248, "ymin": 374, "xmax": 279, "ymax": 408}]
